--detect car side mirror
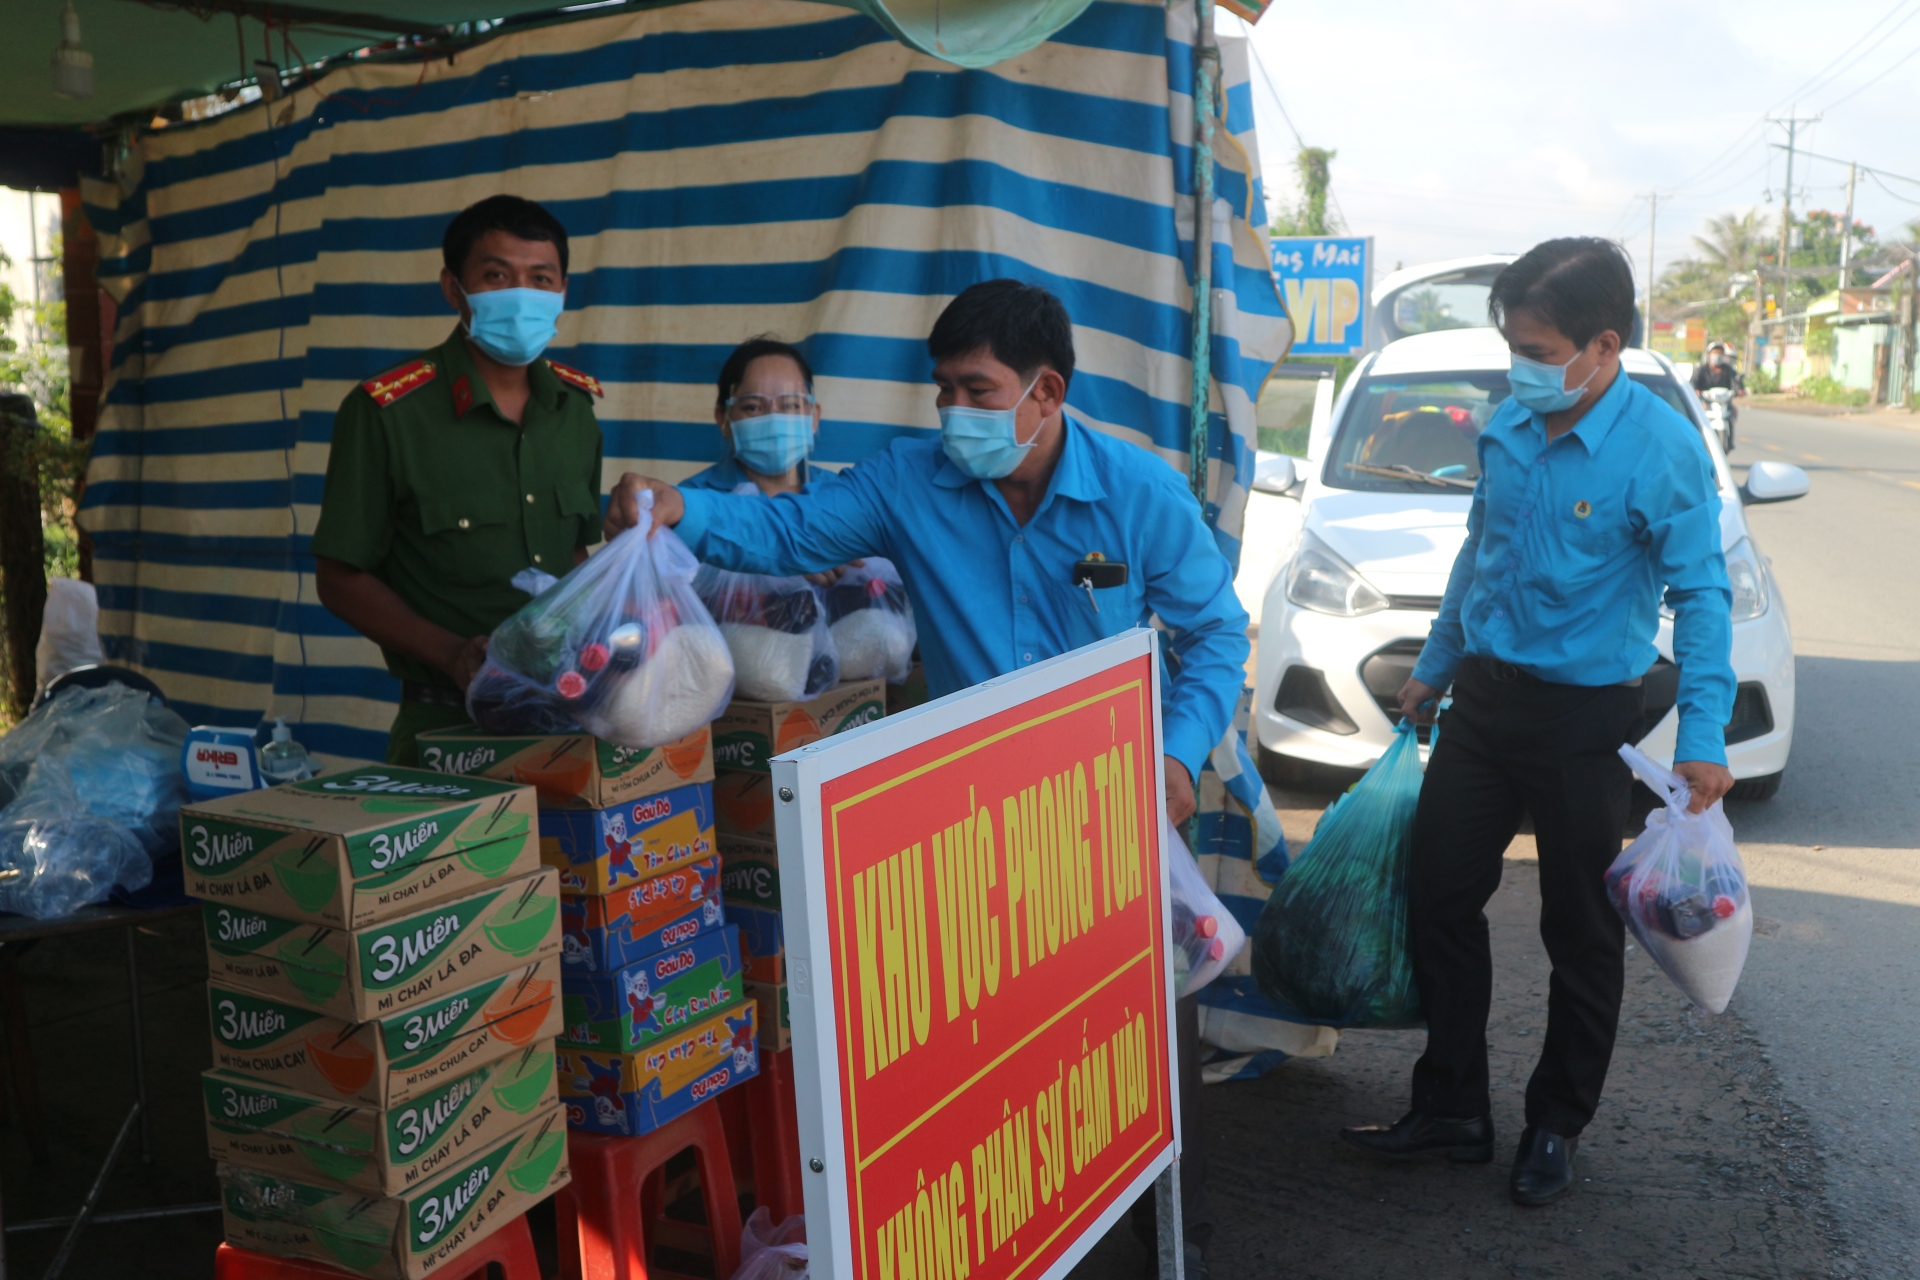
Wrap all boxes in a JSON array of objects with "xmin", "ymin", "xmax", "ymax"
[
  {"xmin": 1252, "ymin": 451, "xmax": 1299, "ymax": 496},
  {"xmin": 1741, "ymin": 459, "xmax": 1810, "ymax": 504}
]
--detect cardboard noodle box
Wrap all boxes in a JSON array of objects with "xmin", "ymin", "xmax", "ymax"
[
  {"xmin": 201, "ymin": 1040, "xmax": 560, "ymax": 1196},
  {"xmin": 415, "ymin": 724, "xmax": 713, "ymax": 809},
  {"xmin": 717, "ymin": 834, "xmax": 779, "ymax": 912},
  {"xmin": 560, "ymin": 925, "xmax": 744, "ymax": 1054},
  {"xmin": 538, "ymin": 782, "xmax": 715, "ymax": 895},
  {"xmin": 209, "ymin": 959, "xmax": 562, "ymax": 1109},
  {"xmin": 746, "ymin": 980, "xmax": 789, "ymax": 1053},
  {"xmin": 560, "ymin": 856, "xmax": 723, "ymax": 971},
  {"xmin": 712, "ymin": 770, "xmax": 776, "ymax": 839},
  {"xmin": 729, "ymin": 903, "xmax": 785, "ymax": 985},
  {"xmin": 182, "ymin": 766, "xmax": 538, "ymax": 930},
  {"xmin": 559, "ymin": 1004, "xmax": 758, "ymax": 1136},
  {"xmin": 203, "ymin": 869, "xmax": 561, "ymax": 1022},
  {"xmin": 710, "ymin": 679, "xmax": 885, "ymax": 774},
  {"xmin": 216, "ymin": 1109, "xmax": 569, "ymax": 1280}
]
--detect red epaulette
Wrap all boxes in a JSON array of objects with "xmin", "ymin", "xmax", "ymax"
[
  {"xmin": 547, "ymin": 359, "xmax": 604, "ymax": 398},
  {"xmin": 361, "ymin": 359, "xmax": 437, "ymax": 407}
]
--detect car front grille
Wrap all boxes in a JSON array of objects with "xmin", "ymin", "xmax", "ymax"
[
  {"xmin": 1358, "ymin": 639, "xmax": 1432, "ymax": 741},
  {"xmin": 1386, "ymin": 594, "xmax": 1443, "ymax": 612}
]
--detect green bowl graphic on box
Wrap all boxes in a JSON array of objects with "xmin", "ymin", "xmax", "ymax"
[
  {"xmin": 182, "ymin": 765, "xmax": 539, "ymax": 930},
  {"xmin": 483, "ymin": 889, "xmax": 557, "ymax": 957},
  {"xmin": 505, "ymin": 1127, "xmax": 566, "ymax": 1193},
  {"xmin": 489, "ymin": 1048, "xmax": 555, "ymax": 1114},
  {"xmin": 203, "ymin": 869, "xmax": 560, "ymax": 1022}
]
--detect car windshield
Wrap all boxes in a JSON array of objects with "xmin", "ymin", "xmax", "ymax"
[{"xmin": 1326, "ymin": 368, "xmax": 1701, "ymax": 493}]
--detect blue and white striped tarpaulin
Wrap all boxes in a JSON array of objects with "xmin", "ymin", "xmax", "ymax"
[
  {"xmin": 80, "ymin": 0, "xmax": 1286, "ymax": 765},
  {"xmin": 80, "ymin": 0, "xmax": 1318, "ymax": 1075}
]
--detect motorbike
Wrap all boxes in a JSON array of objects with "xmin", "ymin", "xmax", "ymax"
[{"xmin": 1702, "ymin": 386, "xmax": 1736, "ymax": 454}]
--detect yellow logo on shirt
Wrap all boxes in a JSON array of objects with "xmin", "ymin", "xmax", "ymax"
[{"xmin": 1573, "ymin": 500, "xmax": 1592, "ymax": 518}]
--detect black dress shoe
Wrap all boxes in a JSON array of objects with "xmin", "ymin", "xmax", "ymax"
[
  {"xmin": 1509, "ymin": 1126, "xmax": 1579, "ymax": 1206},
  {"xmin": 1340, "ymin": 1110, "xmax": 1494, "ymax": 1163}
]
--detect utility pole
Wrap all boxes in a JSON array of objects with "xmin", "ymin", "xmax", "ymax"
[
  {"xmin": 1838, "ymin": 160, "xmax": 1857, "ymax": 291},
  {"xmin": 1644, "ymin": 192, "xmax": 1658, "ymax": 348},
  {"xmin": 1766, "ymin": 106, "xmax": 1821, "ymax": 281},
  {"xmin": 1765, "ymin": 107, "xmax": 1820, "ymax": 370}
]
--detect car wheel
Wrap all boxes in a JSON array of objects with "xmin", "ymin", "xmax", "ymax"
[{"xmin": 1727, "ymin": 771, "xmax": 1781, "ymax": 802}]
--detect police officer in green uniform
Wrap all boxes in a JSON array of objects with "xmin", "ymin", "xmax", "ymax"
[{"xmin": 312, "ymin": 196, "xmax": 606, "ymax": 765}]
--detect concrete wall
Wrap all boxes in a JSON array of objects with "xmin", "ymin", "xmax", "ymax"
[{"xmin": 1834, "ymin": 323, "xmax": 1892, "ymax": 392}]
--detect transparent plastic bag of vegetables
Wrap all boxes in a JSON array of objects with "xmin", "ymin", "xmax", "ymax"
[
  {"xmin": 467, "ymin": 492, "xmax": 735, "ymax": 747},
  {"xmin": 823, "ymin": 559, "xmax": 914, "ymax": 684},
  {"xmin": 1251, "ymin": 719, "xmax": 1424, "ymax": 1028},
  {"xmin": 1165, "ymin": 818, "xmax": 1246, "ymax": 998},
  {"xmin": 1607, "ymin": 744, "xmax": 1752, "ymax": 1014},
  {"xmin": 695, "ymin": 567, "xmax": 838, "ymax": 703}
]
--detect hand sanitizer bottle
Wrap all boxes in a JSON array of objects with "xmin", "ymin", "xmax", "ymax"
[{"xmin": 259, "ymin": 717, "xmax": 314, "ymax": 784}]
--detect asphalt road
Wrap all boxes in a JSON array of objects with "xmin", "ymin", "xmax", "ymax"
[{"xmin": 1719, "ymin": 403, "xmax": 1920, "ymax": 1279}]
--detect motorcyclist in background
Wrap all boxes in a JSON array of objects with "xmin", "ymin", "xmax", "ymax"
[{"xmin": 1692, "ymin": 342, "xmax": 1746, "ymax": 395}]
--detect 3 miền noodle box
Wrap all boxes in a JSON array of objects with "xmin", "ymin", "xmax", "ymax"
[
  {"xmin": 202, "ymin": 869, "xmax": 561, "ymax": 1021},
  {"xmin": 717, "ymin": 834, "xmax": 779, "ymax": 912},
  {"xmin": 537, "ymin": 782, "xmax": 714, "ymax": 895},
  {"xmin": 202, "ymin": 1039, "xmax": 560, "ymax": 1196},
  {"xmin": 414, "ymin": 724, "xmax": 713, "ymax": 809},
  {"xmin": 209, "ymin": 959, "xmax": 562, "ymax": 1109},
  {"xmin": 182, "ymin": 767, "xmax": 538, "ymax": 929},
  {"xmin": 558, "ymin": 1003, "xmax": 757, "ymax": 1136},
  {"xmin": 217, "ymin": 1109, "xmax": 569, "ymax": 1280},
  {"xmin": 710, "ymin": 679, "xmax": 885, "ymax": 774}
]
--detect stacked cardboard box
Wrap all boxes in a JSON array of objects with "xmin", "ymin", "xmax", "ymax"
[
  {"xmin": 184, "ymin": 765, "xmax": 570, "ymax": 1279},
  {"xmin": 709, "ymin": 681, "xmax": 882, "ymax": 1052},
  {"xmin": 417, "ymin": 724, "xmax": 759, "ymax": 1135}
]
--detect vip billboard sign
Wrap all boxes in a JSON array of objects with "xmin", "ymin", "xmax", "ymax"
[{"xmin": 1271, "ymin": 235, "xmax": 1374, "ymax": 357}]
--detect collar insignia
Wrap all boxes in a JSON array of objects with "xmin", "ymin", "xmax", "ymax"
[
  {"xmin": 547, "ymin": 360, "xmax": 604, "ymax": 398},
  {"xmin": 361, "ymin": 359, "xmax": 437, "ymax": 407}
]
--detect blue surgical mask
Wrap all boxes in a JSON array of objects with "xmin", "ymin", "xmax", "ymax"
[
  {"xmin": 462, "ymin": 286, "xmax": 564, "ymax": 367},
  {"xmin": 939, "ymin": 376, "xmax": 1043, "ymax": 480},
  {"xmin": 1508, "ymin": 345, "xmax": 1598, "ymax": 414},
  {"xmin": 731, "ymin": 413, "xmax": 813, "ymax": 475}
]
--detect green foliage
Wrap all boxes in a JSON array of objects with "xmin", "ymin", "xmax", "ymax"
[
  {"xmin": 1795, "ymin": 374, "xmax": 1868, "ymax": 406},
  {"xmin": 1805, "ymin": 324, "xmax": 1837, "ymax": 358},
  {"xmin": 1746, "ymin": 365, "xmax": 1781, "ymax": 394},
  {"xmin": 1271, "ymin": 146, "xmax": 1341, "ymax": 237}
]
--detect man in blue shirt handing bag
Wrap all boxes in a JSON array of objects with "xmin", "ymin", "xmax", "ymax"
[{"xmin": 1342, "ymin": 239, "xmax": 1737, "ymax": 1206}]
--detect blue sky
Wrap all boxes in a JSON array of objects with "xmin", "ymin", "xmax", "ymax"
[{"xmin": 1228, "ymin": 1, "xmax": 1920, "ymax": 287}]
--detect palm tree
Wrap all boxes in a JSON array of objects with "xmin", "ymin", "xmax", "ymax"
[{"xmin": 1693, "ymin": 209, "xmax": 1768, "ymax": 272}]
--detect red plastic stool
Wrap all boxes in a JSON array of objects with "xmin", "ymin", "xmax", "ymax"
[
  {"xmin": 214, "ymin": 1211, "xmax": 540, "ymax": 1279},
  {"xmin": 557, "ymin": 1107, "xmax": 743, "ymax": 1280},
  {"xmin": 742, "ymin": 1049, "xmax": 803, "ymax": 1223}
]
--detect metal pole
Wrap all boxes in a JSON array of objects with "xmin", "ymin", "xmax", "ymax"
[
  {"xmin": 1644, "ymin": 192, "xmax": 1657, "ymax": 347},
  {"xmin": 40, "ymin": 1103, "xmax": 140, "ymax": 1280},
  {"xmin": 1839, "ymin": 161, "xmax": 1857, "ymax": 290},
  {"xmin": 1778, "ymin": 109, "xmax": 1796, "ymax": 276},
  {"xmin": 1187, "ymin": 0, "xmax": 1219, "ymax": 510},
  {"xmin": 1154, "ymin": 1161, "xmax": 1186, "ymax": 1280}
]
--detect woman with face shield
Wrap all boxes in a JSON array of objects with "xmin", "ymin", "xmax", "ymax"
[
  {"xmin": 683, "ymin": 338, "xmax": 916, "ymax": 694},
  {"xmin": 682, "ymin": 338, "xmax": 821, "ymax": 495}
]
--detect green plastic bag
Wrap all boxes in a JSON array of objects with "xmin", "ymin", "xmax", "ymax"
[{"xmin": 1251, "ymin": 720, "xmax": 1425, "ymax": 1028}]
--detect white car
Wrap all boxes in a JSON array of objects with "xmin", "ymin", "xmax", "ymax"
[{"xmin": 1249, "ymin": 326, "xmax": 1807, "ymax": 800}]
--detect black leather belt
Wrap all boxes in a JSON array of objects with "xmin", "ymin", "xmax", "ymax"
[
  {"xmin": 1470, "ymin": 656, "xmax": 1642, "ymax": 689},
  {"xmin": 401, "ymin": 680, "xmax": 466, "ymax": 708}
]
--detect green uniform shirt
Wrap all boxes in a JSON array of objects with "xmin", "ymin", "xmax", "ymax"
[{"xmin": 312, "ymin": 329, "xmax": 605, "ymax": 690}]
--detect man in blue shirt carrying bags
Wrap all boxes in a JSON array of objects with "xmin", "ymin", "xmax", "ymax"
[{"xmin": 1342, "ymin": 238, "xmax": 1737, "ymax": 1206}]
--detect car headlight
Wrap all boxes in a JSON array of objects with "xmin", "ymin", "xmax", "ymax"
[
  {"xmin": 1724, "ymin": 538, "xmax": 1770, "ymax": 622},
  {"xmin": 1285, "ymin": 532, "xmax": 1388, "ymax": 617},
  {"xmin": 1660, "ymin": 537, "xmax": 1769, "ymax": 623}
]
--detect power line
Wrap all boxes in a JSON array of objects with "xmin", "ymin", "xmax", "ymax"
[
  {"xmin": 1771, "ymin": 0, "xmax": 1915, "ymax": 108},
  {"xmin": 1769, "ymin": 144, "xmax": 1920, "ymax": 189},
  {"xmin": 1866, "ymin": 169, "xmax": 1920, "ymax": 206},
  {"xmin": 1821, "ymin": 37, "xmax": 1920, "ymax": 110}
]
